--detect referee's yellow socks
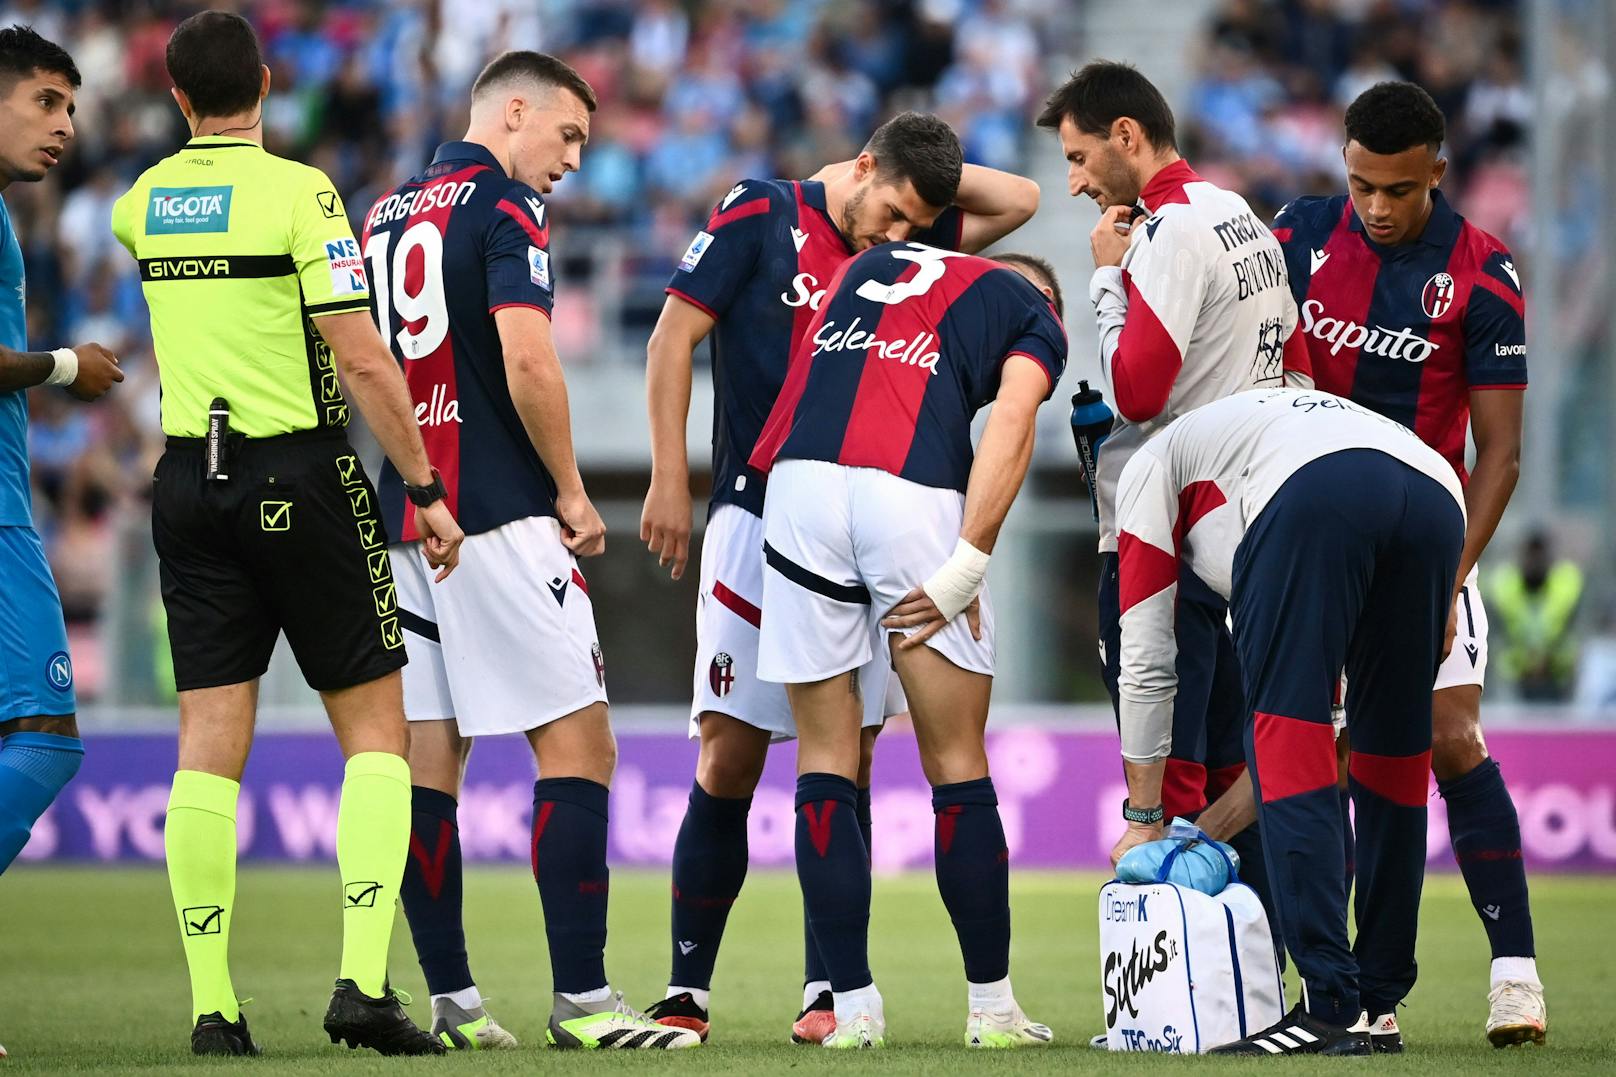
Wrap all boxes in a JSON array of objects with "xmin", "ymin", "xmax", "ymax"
[
  {"xmin": 166, "ymin": 769, "xmax": 240, "ymax": 1022},
  {"xmin": 336, "ymin": 751, "xmax": 411, "ymax": 997}
]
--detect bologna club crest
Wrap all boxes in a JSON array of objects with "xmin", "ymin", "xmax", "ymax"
[
  {"xmin": 709, "ymin": 652, "xmax": 736, "ymax": 697},
  {"xmin": 1421, "ymin": 272, "xmax": 1455, "ymax": 319},
  {"xmin": 591, "ymin": 642, "xmax": 605, "ymax": 687}
]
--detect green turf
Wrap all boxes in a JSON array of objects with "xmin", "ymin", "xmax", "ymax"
[{"xmin": 0, "ymin": 868, "xmax": 1607, "ymax": 1073}]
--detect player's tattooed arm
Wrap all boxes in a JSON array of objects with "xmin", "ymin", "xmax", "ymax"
[
  {"xmin": 641, "ymin": 295, "xmax": 717, "ymax": 580},
  {"xmin": 496, "ymin": 305, "xmax": 606, "ymax": 557},
  {"xmin": 0, "ymin": 342, "xmax": 122, "ymax": 399},
  {"xmin": 952, "ymin": 164, "xmax": 1040, "ymax": 254}
]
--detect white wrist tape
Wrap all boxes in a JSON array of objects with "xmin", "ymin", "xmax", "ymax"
[
  {"xmin": 44, "ymin": 348, "xmax": 78, "ymax": 387},
  {"xmin": 921, "ymin": 538, "xmax": 990, "ymax": 622}
]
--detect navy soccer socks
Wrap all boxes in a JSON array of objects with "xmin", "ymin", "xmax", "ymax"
[
  {"xmin": 532, "ymin": 777, "xmax": 611, "ymax": 996},
  {"xmin": 1440, "ymin": 758, "xmax": 1536, "ymax": 967},
  {"xmin": 668, "ymin": 781, "xmax": 751, "ymax": 993},
  {"xmin": 932, "ymin": 778, "xmax": 1011, "ymax": 986},
  {"xmin": 0, "ymin": 732, "xmax": 83, "ymax": 872},
  {"xmin": 399, "ymin": 786, "xmax": 473, "ymax": 995},
  {"xmin": 795, "ymin": 773, "xmax": 872, "ymax": 992}
]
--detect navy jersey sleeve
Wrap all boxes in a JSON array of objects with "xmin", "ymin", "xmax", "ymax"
[
  {"xmin": 1003, "ymin": 294, "xmax": 1068, "ymax": 398},
  {"xmin": 1464, "ymin": 248, "xmax": 1528, "ymax": 388},
  {"xmin": 665, "ymin": 180, "xmax": 774, "ymax": 318},
  {"xmin": 485, "ymin": 186, "xmax": 554, "ymax": 317},
  {"xmin": 913, "ymin": 205, "xmax": 965, "ymax": 252},
  {"xmin": 1271, "ymin": 198, "xmax": 1317, "ymax": 308}
]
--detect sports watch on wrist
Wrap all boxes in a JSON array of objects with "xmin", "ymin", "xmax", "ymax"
[
  {"xmin": 403, "ymin": 467, "xmax": 447, "ymax": 508},
  {"xmin": 1122, "ymin": 798, "xmax": 1165, "ymax": 825}
]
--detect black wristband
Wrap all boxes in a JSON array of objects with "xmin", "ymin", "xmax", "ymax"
[
  {"xmin": 403, "ymin": 467, "xmax": 447, "ymax": 508},
  {"xmin": 1122, "ymin": 798, "xmax": 1165, "ymax": 825}
]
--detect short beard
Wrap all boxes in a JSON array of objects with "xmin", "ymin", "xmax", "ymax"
[{"xmin": 838, "ymin": 185, "xmax": 867, "ymax": 246}]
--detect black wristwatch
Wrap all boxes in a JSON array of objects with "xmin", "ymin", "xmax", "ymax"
[
  {"xmin": 403, "ymin": 467, "xmax": 447, "ymax": 507},
  {"xmin": 1122, "ymin": 798, "xmax": 1165, "ymax": 825}
]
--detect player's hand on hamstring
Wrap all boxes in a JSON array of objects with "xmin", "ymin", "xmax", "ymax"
[
  {"xmin": 1089, "ymin": 205, "xmax": 1135, "ymax": 269},
  {"xmin": 640, "ymin": 478, "xmax": 691, "ymax": 580},
  {"xmin": 882, "ymin": 589, "xmax": 981, "ymax": 648},
  {"xmin": 557, "ymin": 487, "xmax": 606, "ymax": 557},
  {"xmin": 1109, "ymin": 821, "xmax": 1163, "ymax": 869},
  {"xmin": 66, "ymin": 342, "xmax": 123, "ymax": 401},
  {"xmin": 414, "ymin": 500, "xmax": 464, "ymax": 582}
]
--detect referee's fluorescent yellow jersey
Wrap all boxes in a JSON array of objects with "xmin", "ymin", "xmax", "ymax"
[{"xmin": 112, "ymin": 136, "xmax": 371, "ymax": 437}]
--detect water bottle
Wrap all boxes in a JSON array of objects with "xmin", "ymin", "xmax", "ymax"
[{"xmin": 1070, "ymin": 380, "xmax": 1114, "ymax": 522}]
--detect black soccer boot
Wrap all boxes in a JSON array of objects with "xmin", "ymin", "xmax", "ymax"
[
  {"xmin": 191, "ymin": 1010, "xmax": 262, "ymax": 1056},
  {"xmin": 322, "ymin": 978, "xmax": 445, "ymax": 1055},
  {"xmin": 1209, "ymin": 1003, "xmax": 1371, "ymax": 1056}
]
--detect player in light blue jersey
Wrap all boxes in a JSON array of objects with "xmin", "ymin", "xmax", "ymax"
[{"xmin": 0, "ymin": 25, "xmax": 123, "ymax": 896}]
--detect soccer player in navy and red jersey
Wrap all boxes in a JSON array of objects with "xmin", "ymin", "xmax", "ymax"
[
  {"xmin": 362, "ymin": 52, "xmax": 698, "ymax": 1052},
  {"xmin": 1273, "ymin": 81, "xmax": 1542, "ymax": 1048},
  {"xmin": 638, "ymin": 113, "xmax": 1038, "ymax": 1043},
  {"xmin": 749, "ymin": 243, "xmax": 1066, "ymax": 1048}
]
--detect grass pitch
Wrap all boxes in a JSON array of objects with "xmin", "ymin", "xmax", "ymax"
[{"xmin": 0, "ymin": 868, "xmax": 1609, "ymax": 1074}]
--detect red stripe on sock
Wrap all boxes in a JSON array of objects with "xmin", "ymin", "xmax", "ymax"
[
  {"xmin": 408, "ymin": 818, "xmax": 453, "ymax": 900},
  {"xmin": 530, "ymin": 801, "xmax": 555, "ymax": 878},
  {"xmin": 1349, "ymin": 749, "xmax": 1433, "ymax": 808},
  {"xmin": 802, "ymin": 801, "xmax": 837, "ymax": 857},
  {"xmin": 1253, "ymin": 711, "xmax": 1337, "ymax": 802},
  {"xmin": 936, "ymin": 804, "xmax": 962, "ymax": 854}
]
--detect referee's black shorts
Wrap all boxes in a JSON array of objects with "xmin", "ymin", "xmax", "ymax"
[{"xmin": 152, "ymin": 429, "xmax": 407, "ymax": 693}]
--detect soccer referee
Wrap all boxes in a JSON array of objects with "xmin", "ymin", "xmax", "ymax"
[{"xmin": 110, "ymin": 12, "xmax": 462, "ymax": 1058}]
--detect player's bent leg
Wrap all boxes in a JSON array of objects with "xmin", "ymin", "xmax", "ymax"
[
  {"xmin": 0, "ymin": 714, "xmax": 83, "ymax": 874},
  {"xmin": 318, "ymin": 671, "xmax": 442, "ymax": 1056},
  {"xmin": 894, "ymin": 642, "xmax": 1049, "ymax": 1048},
  {"xmin": 1430, "ymin": 684, "xmax": 1545, "ymax": 1046},
  {"xmin": 651, "ymin": 713, "xmax": 771, "ymax": 1041},
  {"xmin": 787, "ymin": 672, "xmax": 883, "ymax": 1048}
]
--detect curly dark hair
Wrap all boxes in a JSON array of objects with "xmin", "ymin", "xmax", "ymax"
[{"xmin": 1344, "ymin": 82, "xmax": 1446, "ymax": 154}]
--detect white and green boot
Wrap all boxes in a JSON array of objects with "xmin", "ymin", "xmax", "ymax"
[
  {"xmin": 546, "ymin": 991, "xmax": 701, "ymax": 1050},
  {"xmin": 966, "ymin": 1003, "xmax": 1054, "ymax": 1048},
  {"xmin": 431, "ymin": 996, "xmax": 518, "ymax": 1050}
]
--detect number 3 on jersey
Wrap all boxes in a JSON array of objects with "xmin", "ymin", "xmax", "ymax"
[
  {"xmin": 365, "ymin": 222, "xmax": 448, "ymax": 359},
  {"xmin": 855, "ymin": 243, "xmax": 965, "ymax": 305}
]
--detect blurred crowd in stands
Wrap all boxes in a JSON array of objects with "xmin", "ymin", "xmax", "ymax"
[
  {"xmin": 8, "ymin": 0, "xmax": 1589, "ymax": 704},
  {"xmin": 5, "ymin": 0, "xmax": 1053, "ymax": 678},
  {"xmin": 1184, "ymin": 0, "xmax": 1529, "ymax": 240}
]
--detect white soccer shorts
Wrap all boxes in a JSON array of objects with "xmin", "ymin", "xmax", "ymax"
[
  {"xmin": 757, "ymin": 460, "xmax": 995, "ymax": 684},
  {"xmin": 1434, "ymin": 563, "xmax": 1488, "ymax": 691},
  {"xmin": 690, "ymin": 502, "xmax": 890, "ymax": 741},
  {"xmin": 391, "ymin": 515, "xmax": 607, "ymax": 737}
]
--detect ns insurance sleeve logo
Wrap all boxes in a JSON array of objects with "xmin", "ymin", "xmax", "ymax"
[{"xmin": 147, "ymin": 186, "xmax": 233, "ymax": 234}]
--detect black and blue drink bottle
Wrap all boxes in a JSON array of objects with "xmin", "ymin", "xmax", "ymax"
[{"xmin": 1070, "ymin": 380, "xmax": 1114, "ymax": 522}]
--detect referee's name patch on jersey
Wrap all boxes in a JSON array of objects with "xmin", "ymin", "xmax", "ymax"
[
  {"xmin": 325, "ymin": 238, "xmax": 367, "ymax": 295},
  {"xmin": 679, "ymin": 230, "xmax": 714, "ymax": 272},
  {"xmin": 528, "ymin": 245, "xmax": 551, "ymax": 289},
  {"xmin": 147, "ymin": 186, "xmax": 232, "ymax": 234}
]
